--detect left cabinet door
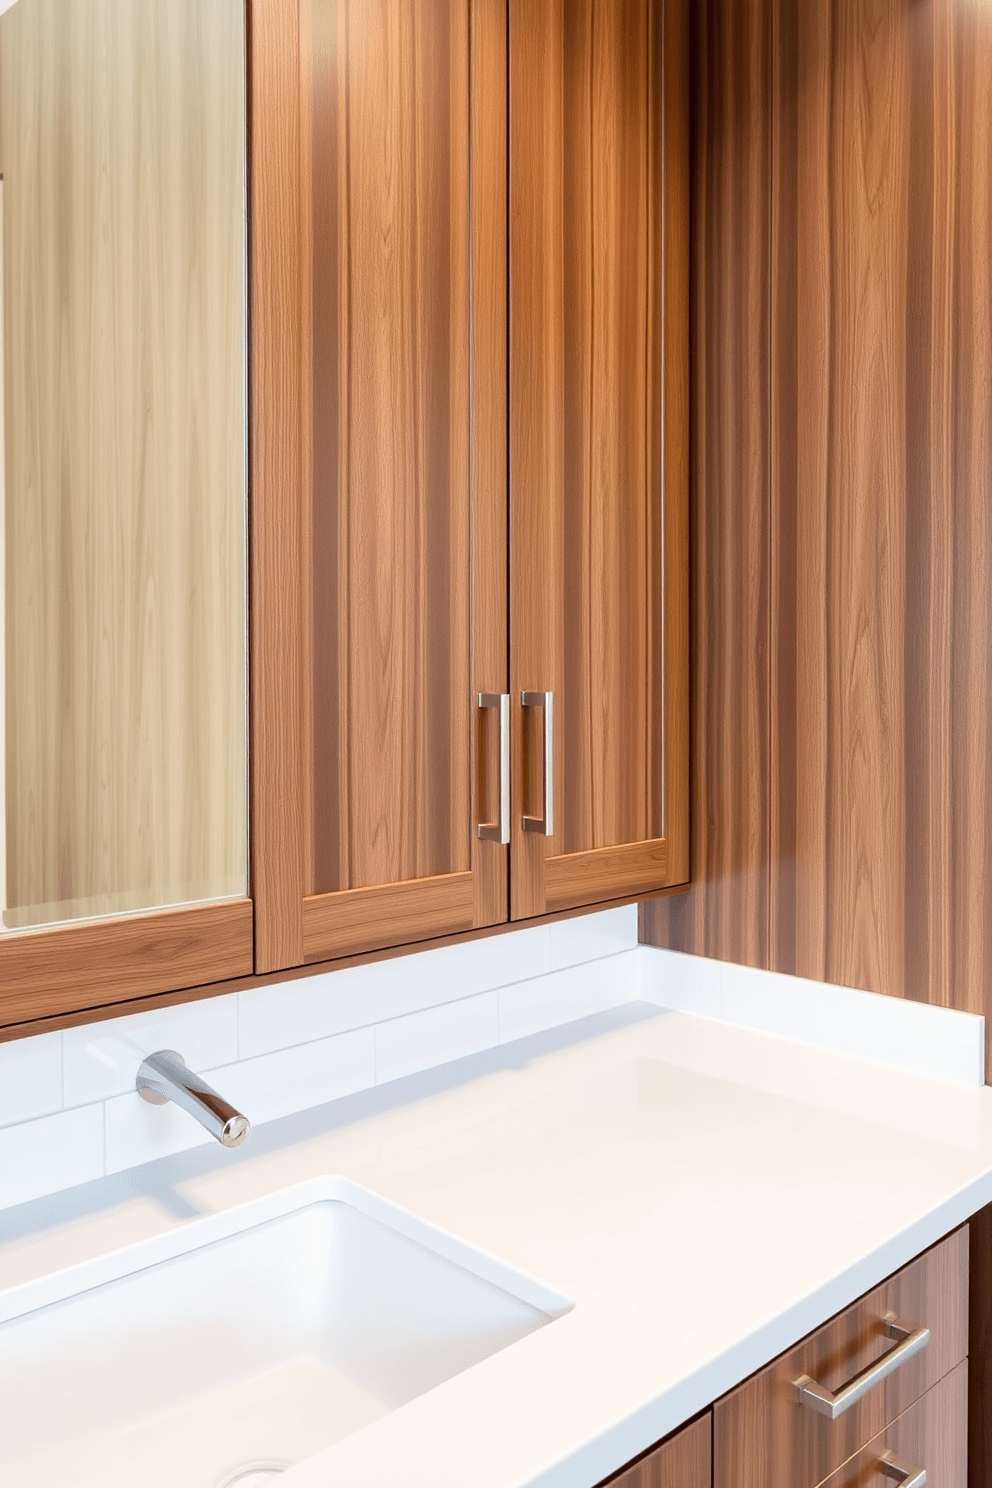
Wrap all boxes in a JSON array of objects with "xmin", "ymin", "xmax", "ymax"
[
  {"xmin": 252, "ymin": 0, "xmax": 509, "ymax": 973},
  {"xmin": 0, "ymin": 0, "xmax": 253, "ymax": 1029}
]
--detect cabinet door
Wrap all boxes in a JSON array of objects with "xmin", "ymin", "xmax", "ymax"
[
  {"xmin": 0, "ymin": 0, "xmax": 252, "ymax": 1029},
  {"xmin": 599, "ymin": 1412, "xmax": 711, "ymax": 1488},
  {"xmin": 253, "ymin": 0, "xmax": 508, "ymax": 972},
  {"xmin": 508, "ymin": 0, "xmax": 689, "ymax": 919}
]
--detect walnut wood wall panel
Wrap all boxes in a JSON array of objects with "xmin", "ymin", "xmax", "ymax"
[
  {"xmin": 599, "ymin": 1411, "xmax": 711, "ymax": 1488},
  {"xmin": 509, "ymin": 0, "xmax": 688, "ymax": 921},
  {"xmin": 0, "ymin": 0, "xmax": 248, "ymax": 930},
  {"xmin": 640, "ymin": 0, "xmax": 771, "ymax": 963},
  {"xmin": 642, "ymin": 0, "xmax": 992, "ymax": 1073}
]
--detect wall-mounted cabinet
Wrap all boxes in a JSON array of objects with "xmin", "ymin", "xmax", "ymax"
[
  {"xmin": 252, "ymin": 0, "xmax": 689, "ymax": 977},
  {"xmin": 0, "ymin": 0, "xmax": 253, "ymax": 1028},
  {"xmin": 0, "ymin": 0, "xmax": 687, "ymax": 1030}
]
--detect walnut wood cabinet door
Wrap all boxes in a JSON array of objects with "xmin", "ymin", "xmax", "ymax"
[
  {"xmin": 508, "ymin": 0, "xmax": 690, "ymax": 919},
  {"xmin": 252, "ymin": 0, "xmax": 509, "ymax": 973}
]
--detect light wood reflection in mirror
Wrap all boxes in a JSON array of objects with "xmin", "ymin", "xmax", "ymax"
[{"xmin": 0, "ymin": 0, "xmax": 248, "ymax": 931}]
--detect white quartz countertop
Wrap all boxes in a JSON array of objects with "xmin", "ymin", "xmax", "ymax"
[{"xmin": 4, "ymin": 1001, "xmax": 992, "ymax": 1487}]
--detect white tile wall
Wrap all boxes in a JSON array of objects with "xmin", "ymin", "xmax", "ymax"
[
  {"xmin": 0, "ymin": 906, "xmax": 640, "ymax": 1209},
  {"xmin": 5, "ymin": 911, "xmax": 979, "ymax": 1213},
  {"xmin": 641, "ymin": 944, "xmax": 987, "ymax": 1088},
  {"xmin": 0, "ymin": 1105, "xmax": 104, "ymax": 1209},
  {"xmin": 375, "ymin": 993, "xmax": 499, "ymax": 1085},
  {"xmin": 0, "ymin": 1031, "xmax": 61, "ymax": 1127}
]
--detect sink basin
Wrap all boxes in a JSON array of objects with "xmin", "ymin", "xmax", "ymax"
[{"xmin": 0, "ymin": 1176, "xmax": 572, "ymax": 1488}]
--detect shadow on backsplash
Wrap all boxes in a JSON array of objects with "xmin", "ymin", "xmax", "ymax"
[{"xmin": 0, "ymin": 1002, "xmax": 662, "ymax": 1243}]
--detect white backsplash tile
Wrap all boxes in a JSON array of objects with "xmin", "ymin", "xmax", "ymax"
[
  {"xmin": 0, "ymin": 909, "xmax": 633, "ymax": 1210},
  {"xmin": 375, "ymin": 993, "xmax": 499, "ymax": 1085},
  {"xmin": 641, "ymin": 945, "xmax": 986, "ymax": 1088},
  {"xmin": 0, "ymin": 1105, "xmax": 104, "ymax": 1209},
  {"xmin": 64, "ymin": 995, "xmax": 239, "ymax": 1108},
  {"xmin": 596, "ymin": 948, "xmax": 643, "ymax": 1009},
  {"xmin": 105, "ymin": 1088, "xmax": 214, "ymax": 1175},
  {"xmin": 213, "ymin": 1028, "xmax": 376, "ymax": 1126},
  {"xmin": 4, "ymin": 905, "xmax": 981, "ymax": 1214},
  {"xmin": 549, "ymin": 905, "xmax": 638, "ymax": 970},
  {"xmin": 0, "ymin": 1031, "xmax": 62, "ymax": 1129},
  {"xmin": 498, "ymin": 962, "xmax": 600, "ymax": 1043},
  {"xmin": 240, "ymin": 924, "xmax": 554, "ymax": 1061}
]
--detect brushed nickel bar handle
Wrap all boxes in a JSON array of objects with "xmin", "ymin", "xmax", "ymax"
[
  {"xmin": 521, "ymin": 690, "xmax": 554, "ymax": 835},
  {"xmin": 477, "ymin": 693, "xmax": 510, "ymax": 845},
  {"xmin": 879, "ymin": 1452, "xmax": 926, "ymax": 1488},
  {"xmin": 794, "ymin": 1314, "xmax": 930, "ymax": 1420}
]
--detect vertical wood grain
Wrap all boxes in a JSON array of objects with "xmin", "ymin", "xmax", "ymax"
[
  {"xmin": 642, "ymin": 0, "xmax": 772, "ymax": 962},
  {"xmin": 292, "ymin": 0, "xmax": 508, "ymax": 961},
  {"xmin": 642, "ymin": 0, "xmax": 992, "ymax": 1066},
  {"xmin": 817, "ymin": 1360, "xmax": 968, "ymax": 1488},
  {"xmin": 508, "ymin": 0, "xmax": 563, "ymax": 918},
  {"xmin": 970, "ymin": 1204, "xmax": 992, "ymax": 1488},
  {"xmin": 0, "ymin": 175, "xmax": 5, "ymax": 926},
  {"xmin": 948, "ymin": 3, "xmax": 992, "ymax": 1041},
  {"xmin": 798, "ymin": 0, "xmax": 911, "ymax": 995},
  {"xmin": 310, "ymin": 0, "xmax": 476, "ymax": 894},
  {"xmin": 713, "ymin": 1226, "xmax": 968, "ymax": 1488},
  {"xmin": 600, "ymin": 1411, "xmax": 710, "ymax": 1488},
  {"xmin": 661, "ymin": 0, "xmax": 690, "ymax": 885},
  {"xmin": 250, "ymin": 0, "xmax": 307, "ymax": 972},
  {"xmin": 510, "ymin": 0, "xmax": 687, "ymax": 921},
  {"xmin": 1, "ymin": 0, "xmax": 248, "ymax": 932},
  {"xmin": 469, "ymin": 0, "xmax": 510, "ymax": 929}
]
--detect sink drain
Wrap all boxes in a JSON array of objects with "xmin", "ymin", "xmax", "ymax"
[{"xmin": 216, "ymin": 1461, "xmax": 292, "ymax": 1488}]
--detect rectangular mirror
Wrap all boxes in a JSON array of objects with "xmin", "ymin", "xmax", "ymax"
[{"xmin": 0, "ymin": 0, "xmax": 248, "ymax": 934}]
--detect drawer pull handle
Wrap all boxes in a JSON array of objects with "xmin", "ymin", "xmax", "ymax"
[
  {"xmin": 879, "ymin": 1451, "xmax": 926, "ymax": 1488},
  {"xmin": 477, "ymin": 693, "xmax": 510, "ymax": 844},
  {"xmin": 793, "ymin": 1313, "xmax": 930, "ymax": 1419},
  {"xmin": 521, "ymin": 690, "xmax": 554, "ymax": 835}
]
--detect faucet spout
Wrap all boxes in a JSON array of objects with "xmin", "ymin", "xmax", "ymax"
[{"xmin": 136, "ymin": 1050, "xmax": 250, "ymax": 1148}]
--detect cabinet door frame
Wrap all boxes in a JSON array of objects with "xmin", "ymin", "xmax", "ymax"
[
  {"xmin": 0, "ymin": 0, "xmax": 258, "ymax": 1034},
  {"xmin": 251, "ymin": 0, "xmax": 509, "ymax": 974},
  {"xmin": 508, "ymin": 0, "xmax": 689, "ymax": 920}
]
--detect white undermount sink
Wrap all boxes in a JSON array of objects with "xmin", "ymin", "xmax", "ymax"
[{"xmin": 0, "ymin": 1176, "xmax": 572, "ymax": 1488}]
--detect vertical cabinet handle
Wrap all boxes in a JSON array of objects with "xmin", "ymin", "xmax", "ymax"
[
  {"xmin": 879, "ymin": 1452, "xmax": 926, "ymax": 1488},
  {"xmin": 521, "ymin": 690, "xmax": 554, "ymax": 835},
  {"xmin": 477, "ymin": 693, "xmax": 510, "ymax": 845},
  {"xmin": 794, "ymin": 1314, "xmax": 929, "ymax": 1419}
]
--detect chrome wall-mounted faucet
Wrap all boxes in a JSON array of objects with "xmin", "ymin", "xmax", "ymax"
[{"xmin": 136, "ymin": 1050, "xmax": 250, "ymax": 1148}]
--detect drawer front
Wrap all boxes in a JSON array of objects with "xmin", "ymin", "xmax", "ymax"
[
  {"xmin": 600, "ymin": 1412, "xmax": 711, "ymax": 1488},
  {"xmin": 713, "ymin": 1226, "xmax": 968, "ymax": 1488},
  {"xmin": 818, "ymin": 1358, "xmax": 967, "ymax": 1488}
]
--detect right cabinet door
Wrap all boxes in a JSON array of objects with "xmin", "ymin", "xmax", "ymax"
[{"xmin": 508, "ymin": 0, "xmax": 690, "ymax": 919}]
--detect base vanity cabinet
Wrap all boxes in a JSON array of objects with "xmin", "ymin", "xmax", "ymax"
[
  {"xmin": 601, "ymin": 1228, "xmax": 968, "ymax": 1488},
  {"xmin": 713, "ymin": 1227, "xmax": 968, "ymax": 1488},
  {"xmin": 599, "ymin": 1412, "xmax": 711, "ymax": 1488}
]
